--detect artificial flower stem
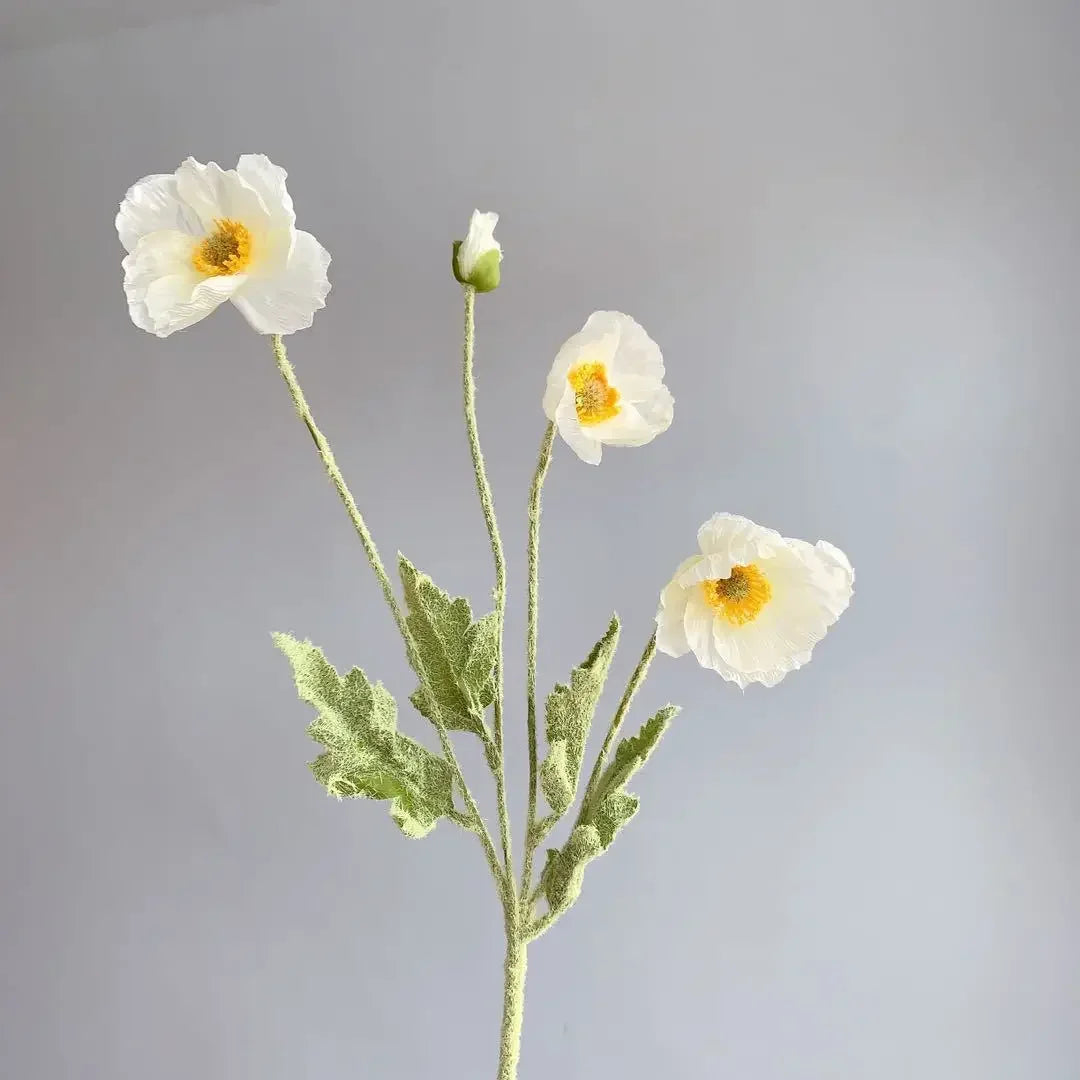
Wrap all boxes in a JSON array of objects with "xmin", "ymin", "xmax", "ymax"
[
  {"xmin": 525, "ymin": 909, "xmax": 558, "ymax": 943},
  {"xmin": 520, "ymin": 422, "xmax": 555, "ymax": 898},
  {"xmin": 270, "ymin": 334, "xmax": 503, "ymax": 885},
  {"xmin": 461, "ymin": 286, "xmax": 514, "ymax": 882},
  {"xmin": 579, "ymin": 631, "xmax": 658, "ymax": 814},
  {"xmin": 497, "ymin": 927, "xmax": 528, "ymax": 1080}
]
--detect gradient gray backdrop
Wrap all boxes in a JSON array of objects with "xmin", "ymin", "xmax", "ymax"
[{"xmin": 2, "ymin": 2, "xmax": 1077, "ymax": 1077}]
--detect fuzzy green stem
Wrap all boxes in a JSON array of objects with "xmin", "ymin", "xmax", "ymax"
[
  {"xmin": 520, "ymin": 423, "xmax": 555, "ymax": 898},
  {"xmin": 527, "ymin": 881, "xmax": 544, "ymax": 911},
  {"xmin": 497, "ymin": 930, "xmax": 528, "ymax": 1080},
  {"xmin": 525, "ymin": 909, "xmax": 557, "ymax": 943},
  {"xmin": 271, "ymin": 335, "xmax": 404, "ymax": 643},
  {"xmin": 461, "ymin": 287, "xmax": 514, "ymax": 884},
  {"xmin": 579, "ymin": 631, "xmax": 658, "ymax": 815},
  {"xmin": 270, "ymin": 334, "xmax": 503, "ymax": 885}
]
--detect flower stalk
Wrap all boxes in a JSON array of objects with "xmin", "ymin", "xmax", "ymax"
[
  {"xmin": 579, "ymin": 630, "xmax": 658, "ymax": 815},
  {"xmin": 521, "ymin": 422, "xmax": 555, "ymax": 898},
  {"xmin": 269, "ymin": 334, "xmax": 505, "ymax": 888},
  {"xmin": 461, "ymin": 285, "xmax": 515, "ymax": 883}
]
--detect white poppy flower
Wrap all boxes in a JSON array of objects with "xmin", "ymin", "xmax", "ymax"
[
  {"xmin": 656, "ymin": 513, "xmax": 854, "ymax": 688},
  {"xmin": 116, "ymin": 155, "xmax": 331, "ymax": 338},
  {"xmin": 543, "ymin": 311, "xmax": 674, "ymax": 464},
  {"xmin": 453, "ymin": 209, "xmax": 502, "ymax": 292}
]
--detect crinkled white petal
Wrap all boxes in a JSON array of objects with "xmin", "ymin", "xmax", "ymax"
[
  {"xmin": 457, "ymin": 209, "xmax": 501, "ymax": 277},
  {"xmin": 588, "ymin": 389, "xmax": 674, "ymax": 447},
  {"xmin": 148, "ymin": 275, "xmax": 247, "ymax": 337},
  {"xmin": 808, "ymin": 539, "xmax": 856, "ymax": 617},
  {"xmin": 655, "ymin": 555, "xmax": 701, "ymax": 657},
  {"xmin": 620, "ymin": 376, "xmax": 675, "ymax": 429},
  {"xmin": 553, "ymin": 391, "xmax": 602, "ymax": 464},
  {"xmin": 582, "ymin": 403, "xmax": 651, "ymax": 447},
  {"xmin": 709, "ymin": 574, "xmax": 823, "ymax": 685},
  {"xmin": 605, "ymin": 312, "xmax": 666, "ymax": 382},
  {"xmin": 682, "ymin": 589, "xmax": 723, "ymax": 670},
  {"xmin": 655, "ymin": 514, "xmax": 854, "ymax": 688},
  {"xmin": 174, "ymin": 157, "xmax": 273, "ymax": 234},
  {"xmin": 697, "ymin": 513, "xmax": 785, "ymax": 562},
  {"xmin": 236, "ymin": 154, "xmax": 296, "ymax": 232},
  {"xmin": 231, "ymin": 230, "xmax": 331, "ymax": 335},
  {"xmin": 543, "ymin": 311, "xmax": 673, "ymax": 461},
  {"xmin": 123, "ymin": 229, "xmax": 246, "ymax": 338},
  {"xmin": 116, "ymin": 174, "xmax": 201, "ymax": 253},
  {"xmin": 676, "ymin": 552, "xmax": 740, "ymax": 587},
  {"xmin": 571, "ymin": 370, "xmax": 672, "ymax": 447},
  {"xmin": 579, "ymin": 311, "xmax": 645, "ymax": 355}
]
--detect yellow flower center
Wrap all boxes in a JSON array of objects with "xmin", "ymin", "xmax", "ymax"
[
  {"xmin": 192, "ymin": 219, "xmax": 253, "ymax": 276},
  {"xmin": 702, "ymin": 563, "xmax": 772, "ymax": 625},
  {"xmin": 568, "ymin": 362, "xmax": 620, "ymax": 426}
]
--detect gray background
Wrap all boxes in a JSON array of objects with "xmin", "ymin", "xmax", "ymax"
[{"xmin": 1, "ymin": 1, "xmax": 1077, "ymax": 1077}]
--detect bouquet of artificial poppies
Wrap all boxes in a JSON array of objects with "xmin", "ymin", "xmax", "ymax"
[{"xmin": 117, "ymin": 154, "xmax": 855, "ymax": 1080}]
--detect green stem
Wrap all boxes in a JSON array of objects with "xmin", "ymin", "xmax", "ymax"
[
  {"xmin": 520, "ymin": 423, "xmax": 555, "ymax": 898},
  {"xmin": 496, "ymin": 929, "xmax": 528, "ymax": 1080},
  {"xmin": 271, "ymin": 335, "xmax": 406, "ymax": 647},
  {"xmin": 579, "ymin": 631, "xmax": 658, "ymax": 815},
  {"xmin": 525, "ymin": 909, "xmax": 557, "ymax": 943},
  {"xmin": 270, "ymin": 334, "xmax": 503, "ymax": 886},
  {"xmin": 461, "ymin": 287, "xmax": 514, "ymax": 884}
]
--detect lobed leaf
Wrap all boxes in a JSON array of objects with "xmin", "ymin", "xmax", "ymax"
[
  {"xmin": 539, "ymin": 615, "xmax": 620, "ymax": 818},
  {"xmin": 541, "ymin": 703, "xmax": 677, "ymax": 914},
  {"xmin": 541, "ymin": 825, "xmax": 603, "ymax": 916},
  {"xmin": 584, "ymin": 705, "xmax": 678, "ymax": 827},
  {"xmin": 399, "ymin": 554, "xmax": 498, "ymax": 736},
  {"xmin": 274, "ymin": 633, "xmax": 454, "ymax": 838}
]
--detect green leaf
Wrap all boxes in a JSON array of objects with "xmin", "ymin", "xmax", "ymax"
[
  {"xmin": 541, "ymin": 825, "xmax": 603, "ymax": 916},
  {"xmin": 586, "ymin": 705, "xmax": 678, "ymax": 822},
  {"xmin": 539, "ymin": 615, "xmax": 620, "ymax": 818},
  {"xmin": 541, "ymin": 704, "xmax": 677, "ymax": 913},
  {"xmin": 592, "ymin": 790, "xmax": 641, "ymax": 848},
  {"xmin": 273, "ymin": 633, "xmax": 454, "ymax": 838},
  {"xmin": 539, "ymin": 742, "xmax": 572, "ymax": 817},
  {"xmin": 398, "ymin": 555, "xmax": 498, "ymax": 736}
]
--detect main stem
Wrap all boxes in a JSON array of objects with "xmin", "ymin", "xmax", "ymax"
[
  {"xmin": 269, "ymin": 334, "xmax": 503, "ymax": 884},
  {"xmin": 521, "ymin": 423, "xmax": 555, "ymax": 898},
  {"xmin": 461, "ymin": 287, "xmax": 514, "ymax": 881},
  {"xmin": 497, "ymin": 925, "xmax": 528, "ymax": 1080}
]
